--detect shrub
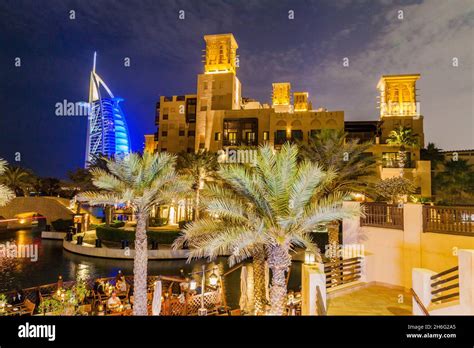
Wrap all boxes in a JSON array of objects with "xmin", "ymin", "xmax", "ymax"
[
  {"xmin": 375, "ymin": 177, "xmax": 416, "ymax": 204},
  {"xmin": 95, "ymin": 225, "xmax": 181, "ymax": 244},
  {"xmin": 148, "ymin": 230, "xmax": 181, "ymax": 244},
  {"xmin": 178, "ymin": 220, "xmax": 191, "ymax": 229},
  {"xmin": 51, "ymin": 219, "xmax": 73, "ymax": 232},
  {"xmin": 149, "ymin": 217, "xmax": 168, "ymax": 227},
  {"xmin": 110, "ymin": 221, "xmax": 125, "ymax": 228},
  {"xmin": 90, "ymin": 220, "xmax": 125, "ymax": 230}
]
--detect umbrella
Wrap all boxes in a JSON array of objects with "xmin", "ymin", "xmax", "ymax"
[
  {"xmin": 152, "ymin": 280, "xmax": 162, "ymax": 316},
  {"xmin": 239, "ymin": 265, "xmax": 248, "ymax": 311}
]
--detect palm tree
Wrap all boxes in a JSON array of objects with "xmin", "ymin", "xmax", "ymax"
[
  {"xmin": 386, "ymin": 126, "xmax": 419, "ymax": 171},
  {"xmin": 1, "ymin": 166, "xmax": 33, "ymax": 196},
  {"xmin": 173, "ymin": 183, "xmax": 268, "ymax": 315},
  {"xmin": 176, "ymin": 144, "xmax": 359, "ymax": 315},
  {"xmin": 421, "ymin": 142, "xmax": 444, "ymax": 171},
  {"xmin": 0, "ymin": 159, "xmax": 15, "ymax": 206},
  {"xmin": 434, "ymin": 159, "xmax": 474, "ymax": 205},
  {"xmin": 177, "ymin": 150, "xmax": 219, "ymax": 220},
  {"xmin": 299, "ymin": 129, "xmax": 377, "ymax": 196},
  {"xmin": 41, "ymin": 177, "xmax": 61, "ymax": 196},
  {"xmin": 78, "ymin": 152, "xmax": 181, "ymax": 315},
  {"xmin": 299, "ymin": 129, "xmax": 377, "ymax": 255}
]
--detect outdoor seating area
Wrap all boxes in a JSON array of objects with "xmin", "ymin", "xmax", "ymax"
[{"xmin": 0, "ymin": 273, "xmax": 226, "ymax": 317}]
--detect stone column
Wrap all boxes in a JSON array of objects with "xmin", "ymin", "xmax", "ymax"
[
  {"xmin": 342, "ymin": 201, "xmax": 361, "ymax": 246},
  {"xmin": 458, "ymin": 249, "xmax": 474, "ymax": 314},
  {"xmin": 403, "ymin": 203, "xmax": 423, "ymax": 288},
  {"xmin": 301, "ymin": 263, "xmax": 326, "ymax": 315},
  {"xmin": 412, "ymin": 268, "xmax": 436, "ymax": 315}
]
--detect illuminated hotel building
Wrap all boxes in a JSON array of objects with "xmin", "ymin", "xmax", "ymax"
[
  {"xmin": 147, "ymin": 34, "xmax": 431, "ymax": 197},
  {"xmin": 85, "ymin": 52, "xmax": 131, "ymax": 167}
]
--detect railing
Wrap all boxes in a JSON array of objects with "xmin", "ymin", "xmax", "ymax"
[
  {"xmin": 360, "ymin": 203, "xmax": 404, "ymax": 230},
  {"xmin": 324, "ymin": 256, "xmax": 362, "ymax": 289},
  {"xmin": 423, "ymin": 205, "xmax": 474, "ymax": 236},
  {"xmin": 430, "ymin": 266, "xmax": 460, "ymax": 304},
  {"xmin": 164, "ymin": 289, "xmax": 221, "ymax": 316},
  {"xmin": 410, "ymin": 288, "xmax": 430, "ymax": 316},
  {"xmin": 315, "ymin": 285, "xmax": 327, "ymax": 315},
  {"xmin": 3, "ymin": 275, "xmax": 222, "ymax": 316}
]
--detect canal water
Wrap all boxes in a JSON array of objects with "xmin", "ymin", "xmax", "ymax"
[{"xmin": 0, "ymin": 228, "xmax": 303, "ymax": 309}]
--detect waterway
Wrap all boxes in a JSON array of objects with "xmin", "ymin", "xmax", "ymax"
[{"xmin": 0, "ymin": 228, "xmax": 303, "ymax": 309}]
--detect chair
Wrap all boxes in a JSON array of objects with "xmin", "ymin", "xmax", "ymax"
[
  {"xmin": 21, "ymin": 299, "xmax": 35, "ymax": 316},
  {"xmin": 117, "ymin": 284, "xmax": 130, "ymax": 302},
  {"xmin": 77, "ymin": 304, "xmax": 92, "ymax": 315},
  {"xmin": 228, "ymin": 309, "xmax": 241, "ymax": 316}
]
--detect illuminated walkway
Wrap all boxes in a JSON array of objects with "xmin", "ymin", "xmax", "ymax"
[{"xmin": 327, "ymin": 284, "xmax": 412, "ymax": 315}]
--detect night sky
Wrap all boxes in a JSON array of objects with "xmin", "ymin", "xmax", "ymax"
[{"xmin": 0, "ymin": 0, "xmax": 472, "ymax": 178}]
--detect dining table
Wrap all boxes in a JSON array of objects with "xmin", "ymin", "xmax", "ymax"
[{"xmin": 0, "ymin": 303, "xmax": 30, "ymax": 316}]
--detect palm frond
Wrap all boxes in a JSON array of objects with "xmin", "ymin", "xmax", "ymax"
[{"xmin": 0, "ymin": 184, "xmax": 15, "ymax": 206}]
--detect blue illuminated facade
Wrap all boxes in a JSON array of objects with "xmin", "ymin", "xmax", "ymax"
[{"xmin": 85, "ymin": 53, "xmax": 131, "ymax": 167}]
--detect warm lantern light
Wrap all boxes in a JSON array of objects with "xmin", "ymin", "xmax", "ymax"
[
  {"xmin": 209, "ymin": 270, "xmax": 219, "ymax": 287},
  {"xmin": 304, "ymin": 250, "xmax": 316, "ymax": 264},
  {"xmin": 189, "ymin": 279, "xmax": 197, "ymax": 291}
]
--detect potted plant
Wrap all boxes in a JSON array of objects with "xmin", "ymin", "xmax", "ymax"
[
  {"xmin": 0, "ymin": 294, "xmax": 7, "ymax": 312},
  {"xmin": 39, "ymin": 298, "xmax": 64, "ymax": 315}
]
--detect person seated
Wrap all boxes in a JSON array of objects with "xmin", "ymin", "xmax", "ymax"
[
  {"xmin": 107, "ymin": 291, "xmax": 122, "ymax": 311},
  {"xmin": 115, "ymin": 270, "xmax": 124, "ymax": 283},
  {"xmin": 11, "ymin": 289, "xmax": 25, "ymax": 305},
  {"xmin": 94, "ymin": 280, "xmax": 105, "ymax": 294},
  {"xmin": 115, "ymin": 278, "xmax": 127, "ymax": 293}
]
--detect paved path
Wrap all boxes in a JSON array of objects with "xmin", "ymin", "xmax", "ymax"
[{"xmin": 327, "ymin": 284, "xmax": 412, "ymax": 315}]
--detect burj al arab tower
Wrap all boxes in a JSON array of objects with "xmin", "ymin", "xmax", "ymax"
[{"xmin": 84, "ymin": 52, "xmax": 131, "ymax": 167}]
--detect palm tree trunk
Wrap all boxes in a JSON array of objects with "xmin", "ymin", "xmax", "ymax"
[
  {"xmin": 327, "ymin": 221, "xmax": 339, "ymax": 262},
  {"xmin": 133, "ymin": 211, "xmax": 148, "ymax": 315},
  {"xmin": 328, "ymin": 221, "xmax": 341, "ymax": 287},
  {"xmin": 105, "ymin": 205, "xmax": 112, "ymax": 225},
  {"xmin": 194, "ymin": 187, "xmax": 200, "ymax": 220},
  {"xmin": 268, "ymin": 244, "xmax": 291, "ymax": 315},
  {"xmin": 253, "ymin": 250, "xmax": 267, "ymax": 315},
  {"xmin": 398, "ymin": 147, "xmax": 406, "ymax": 177}
]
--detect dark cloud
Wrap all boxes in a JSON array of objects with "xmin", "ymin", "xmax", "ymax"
[{"xmin": 0, "ymin": 0, "xmax": 472, "ymax": 178}]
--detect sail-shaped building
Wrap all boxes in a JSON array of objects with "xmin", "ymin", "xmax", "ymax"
[{"xmin": 85, "ymin": 52, "xmax": 131, "ymax": 167}]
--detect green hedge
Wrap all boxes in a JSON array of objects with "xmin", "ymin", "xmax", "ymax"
[
  {"xmin": 95, "ymin": 226, "xmax": 181, "ymax": 244},
  {"xmin": 51, "ymin": 219, "xmax": 74, "ymax": 232},
  {"xmin": 90, "ymin": 221, "xmax": 125, "ymax": 230},
  {"xmin": 149, "ymin": 217, "xmax": 168, "ymax": 227},
  {"xmin": 110, "ymin": 221, "xmax": 125, "ymax": 228}
]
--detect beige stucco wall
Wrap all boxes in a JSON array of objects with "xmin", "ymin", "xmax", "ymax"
[
  {"xmin": 343, "ymin": 202, "xmax": 474, "ymax": 289},
  {"xmin": 361, "ymin": 227, "xmax": 405, "ymax": 286},
  {"xmin": 421, "ymin": 232, "xmax": 474, "ymax": 272}
]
